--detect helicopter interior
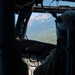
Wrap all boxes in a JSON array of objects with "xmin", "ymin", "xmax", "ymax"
[{"xmin": 0, "ymin": 0, "xmax": 75, "ymax": 75}]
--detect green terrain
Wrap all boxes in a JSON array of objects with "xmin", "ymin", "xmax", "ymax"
[{"xmin": 26, "ymin": 13, "xmax": 57, "ymax": 45}]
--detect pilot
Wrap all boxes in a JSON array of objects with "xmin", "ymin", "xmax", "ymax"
[
  {"xmin": 33, "ymin": 10, "xmax": 75, "ymax": 75},
  {"xmin": 56, "ymin": 10, "xmax": 75, "ymax": 48}
]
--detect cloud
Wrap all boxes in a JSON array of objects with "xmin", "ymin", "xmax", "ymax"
[
  {"xmin": 28, "ymin": 13, "xmax": 51, "ymax": 26},
  {"xmin": 34, "ymin": 14, "xmax": 50, "ymax": 20}
]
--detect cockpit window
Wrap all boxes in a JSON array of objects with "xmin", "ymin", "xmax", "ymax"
[{"xmin": 26, "ymin": 13, "xmax": 57, "ymax": 45}]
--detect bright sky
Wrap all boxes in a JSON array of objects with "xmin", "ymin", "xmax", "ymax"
[{"xmin": 43, "ymin": 0, "xmax": 75, "ymax": 6}]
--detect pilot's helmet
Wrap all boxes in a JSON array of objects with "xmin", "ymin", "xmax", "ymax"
[
  {"xmin": 56, "ymin": 10, "xmax": 75, "ymax": 38},
  {"xmin": 56, "ymin": 10, "xmax": 75, "ymax": 46}
]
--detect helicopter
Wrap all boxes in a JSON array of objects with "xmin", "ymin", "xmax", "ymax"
[{"xmin": 0, "ymin": 0, "xmax": 75, "ymax": 75}]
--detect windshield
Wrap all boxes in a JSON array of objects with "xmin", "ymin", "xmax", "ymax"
[
  {"xmin": 26, "ymin": 13, "xmax": 57, "ymax": 45},
  {"xmin": 15, "ymin": 0, "xmax": 75, "ymax": 45}
]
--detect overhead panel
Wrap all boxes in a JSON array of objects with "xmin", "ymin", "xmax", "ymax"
[{"xmin": 33, "ymin": 6, "xmax": 75, "ymax": 13}]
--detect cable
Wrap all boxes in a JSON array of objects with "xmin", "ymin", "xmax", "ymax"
[
  {"xmin": 49, "ymin": 0, "xmax": 55, "ymax": 8},
  {"xmin": 41, "ymin": 0, "xmax": 57, "ymax": 17},
  {"xmin": 41, "ymin": 0, "xmax": 62, "ymax": 23},
  {"xmin": 56, "ymin": 0, "xmax": 60, "ymax": 15},
  {"xmin": 49, "ymin": 0, "xmax": 62, "ymax": 23},
  {"xmin": 48, "ymin": 0, "xmax": 58, "ymax": 18},
  {"xmin": 41, "ymin": 0, "xmax": 47, "ymax": 13}
]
